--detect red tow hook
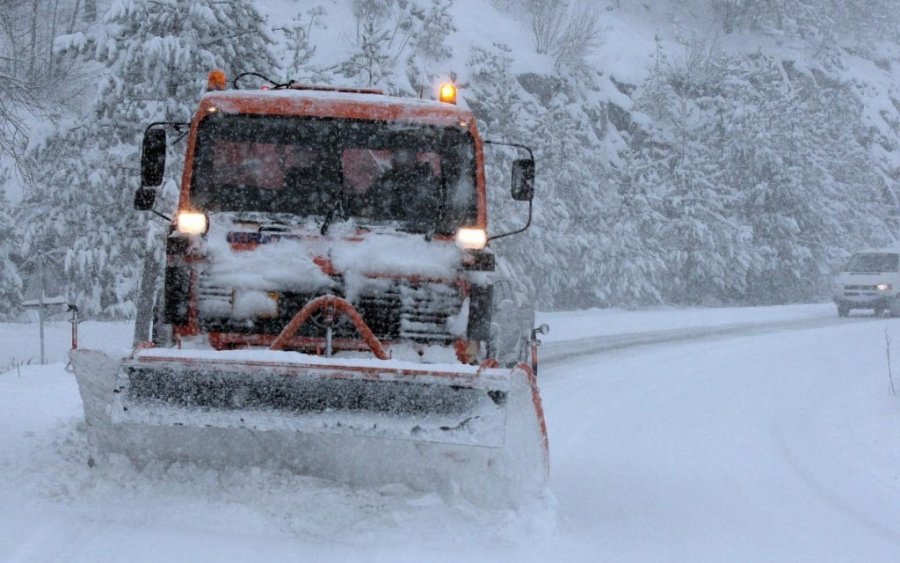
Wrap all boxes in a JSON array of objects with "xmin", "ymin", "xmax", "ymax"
[{"xmin": 270, "ymin": 295, "xmax": 389, "ymax": 359}]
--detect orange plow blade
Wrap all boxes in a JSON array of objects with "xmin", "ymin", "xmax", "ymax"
[{"xmin": 69, "ymin": 348, "xmax": 549, "ymax": 507}]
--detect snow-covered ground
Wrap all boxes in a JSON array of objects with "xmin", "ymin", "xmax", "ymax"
[{"xmin": 4, "ymin": 303, "xmax": 900, "ymax": 561}]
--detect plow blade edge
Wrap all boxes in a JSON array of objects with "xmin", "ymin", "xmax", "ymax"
[{"xmin": 70, "ymin": 348, "xmax": 549, "ymax": 507}]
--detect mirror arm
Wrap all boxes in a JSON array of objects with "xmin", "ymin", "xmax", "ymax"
[
  {"xmin": 145, "ymin": 121, "xmax": 189, "ymax": 135},
  {"xmin": 144, "ymin": 121, "xmax": 190, "ymax": 146},
  {"xmin": 484, "ymin": 139, "xmax": 534, "ymax": 161},
  {"xmin": 151, "ymin": 209, "xmax": 172, "ymax": 223},
  {"xmin": 487, "ymin": 199, "xmax": 532, "ymax": 242}
]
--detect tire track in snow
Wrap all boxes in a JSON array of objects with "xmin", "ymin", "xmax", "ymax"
[
  {"xmin": 539, "ymin": 315, "xmax": 873, "ymax": 367},
  {"xmin": 773, "ymin": 425, "xmax": 900, "ymax": 549}
]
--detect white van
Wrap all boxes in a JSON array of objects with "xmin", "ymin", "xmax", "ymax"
[{"xmin": 832, "ymin": 249, "xmax": 900, "ymax": 317}]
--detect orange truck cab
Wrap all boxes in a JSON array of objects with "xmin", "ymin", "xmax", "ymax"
[{"xmin": 134, "ymin": 72, "xmax": 537, "ymax": 367}]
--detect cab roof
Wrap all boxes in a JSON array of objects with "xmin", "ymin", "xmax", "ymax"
[{"xmin": 198, "ymin": 88, "xmax": 475, "ymax": 129}]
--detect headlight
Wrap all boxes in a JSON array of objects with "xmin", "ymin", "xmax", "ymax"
[
  {"xmin": 175, "ymin": 211, "xmax": 209, "ymax": 235},
  {"xmin": 877, "ymin": 283, "xmax": 892, "ymax": 291},
  {"xmin": 455, "ymin": 228, "xmax": 487, "ymax": 250}
]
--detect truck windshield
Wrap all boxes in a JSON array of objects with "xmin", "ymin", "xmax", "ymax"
[
  {"xmin": 845, "ymin": 253, "xmax": 900, "ymax": 273},
  {"xmin": 190, "ymin": 114, "xmax": 478, "ymax": 234}
]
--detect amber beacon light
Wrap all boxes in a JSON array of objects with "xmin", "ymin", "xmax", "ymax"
[{"xmin": 438, "ymin": 82, "xmax": 457, "ymax": 104}]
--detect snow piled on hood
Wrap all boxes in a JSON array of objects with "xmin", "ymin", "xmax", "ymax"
[{"xmin": 204, "ymin": 215, "xmax": 462, "ymax": 298}]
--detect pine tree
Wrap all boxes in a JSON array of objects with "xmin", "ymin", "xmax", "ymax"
[
  {"xmin": 467, "ymin": 42, "xmax": 616, "ymax": 309},
  {"xmin": 19, "ymin": 0, "xmax": 277, "ymax": 318},
  {"xmin": 629, "ymin": 47, "xmax": 755, "ymax": 305},
  {"xmin": 404, "ymin": 0, "xmax": 456, "ymax": 97},
  {"xmin": 0, "ymin": 188, "xmax": 22, "ymax": 320},
  {"xmin": 596, "ymin": 151, "xmax": 668, "ymax": 307},
  {"xmin": 414, "ymin": 0, "xmax": 455, "ymax": 60},
  {"xmin": 340, "ymin": 0, "xmax": 412, "ymax": 90},
  {"xmin": 466, "ymin": 44, "xmax": 542, "ymax": 302},
  {"xmin": 279, "ymin": 6, "xmax": 327, "ymax": 81},
  {"xmin": 683, "ymin": 52, "xmax": 892, "ymax": 303},
  {"xmin": 339, "ymin": 0, "xmax": 457, "ymax": 95}
]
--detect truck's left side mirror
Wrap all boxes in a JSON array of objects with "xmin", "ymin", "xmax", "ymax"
[
  {"xmin": 141, "ymin": 128, "xmax": 167, "ymax": 188},
  {"xmin": 136, "ymin": 128, "xmax": 166, "ymax": 211},
  {"xmin": 511, "ymin": 158, "xmax": 535, "ymax": 201}
]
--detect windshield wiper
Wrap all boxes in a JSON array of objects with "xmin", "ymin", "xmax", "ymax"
[
  {"xmin": 320, "ymin": 208, "xmax": 334, "ymax": 235},
  {"xmin": 318, "ymin": 186, "xmax": 349, "ymax": 235}
]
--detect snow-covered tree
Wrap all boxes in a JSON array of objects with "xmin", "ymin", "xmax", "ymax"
[
  {"xmin": 413, "ymin": 0, "xmax": 455, "ymax": 61},
  {"xmin": 278, "ymin": 6, "xmax": 327, "ymax": 81},
  {"xmin": 19, "ymin": 0, "xmax": 277, "ymax": 318},
  {"xmin": 726, "ymin": 56, "xmax": 892, "ymax": 302},
  {"xmin": 596, "ymin": 151, "xmax": 668, "ymax": 307},
  {"xmin": 403, "ymin": 0, "xmax": 456, "ymax": 97},
  {"xmin": 466, "ymin": 44, "xmax": 542, "ymax": 301},
  {"xmin": 339, "ymin": 0, "xmax": 411, "ymax": 90},
  {"xmin": 0, "ymin": 188, "xmax": 22, "ymax": 320},
  {"xmin": 339, "ymin": 0, "xmax": 458, "ymax": 94},
  {"xmin": 467, "ymin": 42, "xmax": 615, "ymax": 309}
]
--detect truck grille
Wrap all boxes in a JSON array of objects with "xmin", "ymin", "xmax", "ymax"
[
  {"xmin": 840, "ymin": 284, "xmax": 879, "ymax": 296},
  {"xmin": 196, "ymin": 273, "xmax": 462, "ymax": 343}
]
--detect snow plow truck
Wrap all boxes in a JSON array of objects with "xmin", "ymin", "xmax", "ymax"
[{"xmin": 70, "ymin": 71, "xmax": 548, "ymax": 507}]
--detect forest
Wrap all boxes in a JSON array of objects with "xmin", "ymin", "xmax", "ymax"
[{"xmin": 1, "ymin": 0, "xmax": 899, "ymax": 318}]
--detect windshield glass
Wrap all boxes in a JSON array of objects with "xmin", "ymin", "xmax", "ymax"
[
  {"xmin": 845, "ymin": 253, "xmax": 900, "ymax": 273},
  {"xmin": 190, "ymin": 114, "xmax": 477, "ymax": 233}
]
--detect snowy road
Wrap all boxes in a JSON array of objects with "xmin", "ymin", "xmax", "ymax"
[
  {"xmin": 3, "ymin": 304, "xmax": 900, "ymax": 562},
  {"xmin": 542, "ymin": 309, "xmax": 900, "ymax": 562}
]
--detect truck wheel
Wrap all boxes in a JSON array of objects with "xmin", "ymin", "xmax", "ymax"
[
  {"xmin": 837, "ymin": 305, "xmax": 849, "ymax": 317},
  {"xmin": 151, "ymin": 300, "xmax": 174, "ymax": 347},
  {"xmin": 890, "ymin": 298, "xmax": 900, "ymax": 318}
]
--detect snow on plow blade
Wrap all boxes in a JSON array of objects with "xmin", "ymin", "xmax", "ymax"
[
  {"xmin": 116, "ymin": 349, "xmax": 510, "ymax": 447},
  {"xmin": 70, "ymin": 348, "xmax": 549, "ymax": 507}
]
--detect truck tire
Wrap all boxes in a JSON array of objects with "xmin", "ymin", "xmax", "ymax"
[
  {"xmin": 890, "ymin": 298, "xmax": 900, "ymax": 318},
  {"xmin": 151, "ymin": 296, "xmax": 174, "ymax": 347}
]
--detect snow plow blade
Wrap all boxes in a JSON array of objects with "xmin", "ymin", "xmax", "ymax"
[
  {"xmin": 70, "ymin": 348, "xmax": 549, "ymax": 507},
  {"xmin": 116, "ymin": 350, "xmax": 512, "ymax": 447}
]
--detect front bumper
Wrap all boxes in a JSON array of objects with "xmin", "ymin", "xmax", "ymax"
[{"xmin": 833, "ymin": 295, "xmax": 894, "ymax": 310}]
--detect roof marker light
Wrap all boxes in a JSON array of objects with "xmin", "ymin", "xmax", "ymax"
[{"xmin": 207, "ymin": 69, "xmax": 227, "ymax": 91}]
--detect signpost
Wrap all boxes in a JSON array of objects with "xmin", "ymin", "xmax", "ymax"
[{"xmin": 21, "ymin": 252, "xmax": 66, "ymax": 365}]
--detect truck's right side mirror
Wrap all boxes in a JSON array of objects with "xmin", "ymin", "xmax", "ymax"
[
  {"xmin": 511, "ymin": 158, "xmax": 535, "ymax": 201},
  {"xmin": 137, "ymin": 128, "xmax": 167, "ymax": 210}
]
